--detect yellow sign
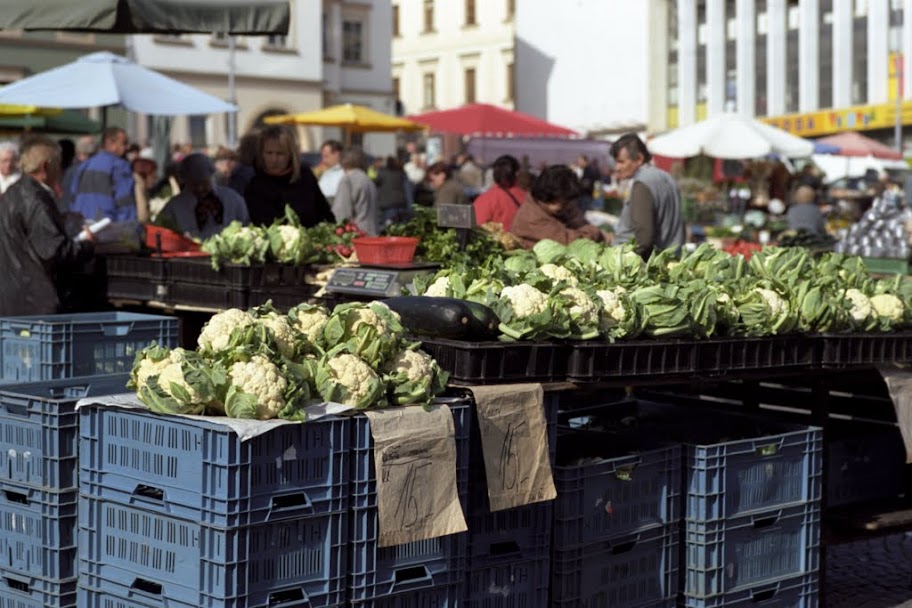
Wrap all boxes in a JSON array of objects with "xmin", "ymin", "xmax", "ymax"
[{"xmin": 761, "ymin": 102, "xmax": 912, "ymax": 138}]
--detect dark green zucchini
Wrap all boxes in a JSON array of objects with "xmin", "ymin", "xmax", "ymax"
[{"xmin": 384, "ymin": 296, "xmax": 500, "ymax": 341}]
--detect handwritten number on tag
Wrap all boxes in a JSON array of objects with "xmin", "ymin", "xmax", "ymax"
[
  {"xmin": 499, "ymin": 420, "xmax": 528, "ymax": 490},
  {"xmin": 385, "ymin": 459, "xmax": 432, "ymax": 529}
]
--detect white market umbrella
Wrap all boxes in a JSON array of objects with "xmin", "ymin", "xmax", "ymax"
[
  {"xmin": 647, "ymin": 113, "xmax": 814, "ymax": 160},
  {"xmin": 0, "ymin": 51, "xmax": 236, "ymax": 116}
]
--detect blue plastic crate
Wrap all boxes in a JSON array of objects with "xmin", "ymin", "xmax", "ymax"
[
  {"xmin": 349, "ymin": 400, "xmax": 471, "ymax": 602},
  {"xmin": 77, "ymin": 582, "xmax": 337, "ymax": 608},
  {"xmin": 77, "ymin": 497, "xmax": 347, "ymax": 608},
  {"xmin": 358, "ymin": 584, "xmax": 463, "ymax": 608},
  {"xmin": 685, "ymin": 503, "xmax": 820, "ymax": 598},
  {"xmin": 827, "ymin": 421, "xmax": 907, "ymax": 508},
  {"xmin": 0, "ymin": 375, "xmax": 129, "ymax": 489},
  {"xmin": 79, "ymin": 405, "xmax": 349, "ymax": 527},
  {"xmin": 466, "ymin": 556, "xmax": 549, "ymax": 608},
  {"xmin": 467, "ymin": 394, "xmax": 557, "ymax": 561},
  {"xmin": 685, "ymin": 419, "xmax": 822, "ymax": 522},
  {"xmin": 550, "ymin": 523, "xmax": 680, "ymax": 608},
  {"xmin": 552, "ymin": 431, "xmax": 682, "ymax": 551},
  {"xmin": 0, "ymin": 312, "xmax": 178, "ymax": 383},
  {"xmin": 0, "ymin": 480, "xmax": 77, "ymax": 580},
  {"xmin": 683, "ymin": 573, "xmax": 819, "ymax": 608},
  {"xmin": 0, "ymin": 568, "xmax": 77, "ymax": 608}
]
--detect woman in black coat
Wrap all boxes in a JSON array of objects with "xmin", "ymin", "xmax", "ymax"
[{"xmin": 244, "ymin": 125, "xmax": 334, "ymax": 227}]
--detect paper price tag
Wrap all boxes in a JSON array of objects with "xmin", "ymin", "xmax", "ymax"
[
  {"xmin": 471, "ymin": 384, "xmax": 557, "ymax": 511},
  {"xmin": 365, "ymin": 405, "xmax": 467, "ymax": 547},
  {"xmin": 877, "ymin": 366, "xmax": 912, "ymax": 463}
]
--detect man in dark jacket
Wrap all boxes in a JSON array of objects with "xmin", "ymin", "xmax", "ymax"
[{"xmin": 0, "ymin": 136, "xmax": 94, "ymax": 316}]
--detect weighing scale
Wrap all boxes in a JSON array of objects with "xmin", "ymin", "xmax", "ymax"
[
  {"xmin": 324, "ymin": 205, "xmax": 475, "ymax": 299},
  {"xmin": 325, "ymin": 262, "xmax": 440, "ymax": 298}
]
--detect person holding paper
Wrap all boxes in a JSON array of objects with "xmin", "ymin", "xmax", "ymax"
[{"xmin": 0, "ymin": 136, "xmax": 94, "ymax": 316}]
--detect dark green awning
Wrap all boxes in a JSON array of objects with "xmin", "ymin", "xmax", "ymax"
[
  {"xmin": 0, "ymin": 0, "xmax": 289, "ymax": 35},
  {"xmin": 0, "ymin": 110, "xmax": 101, "ymax": 134}
]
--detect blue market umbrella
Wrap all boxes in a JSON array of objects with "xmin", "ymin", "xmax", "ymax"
[{"xmin": 813, "ymin": 141, "xmax": 841, "ymax": 154}]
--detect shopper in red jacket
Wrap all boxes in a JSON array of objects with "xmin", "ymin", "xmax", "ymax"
[{"xmin": 473, "ymin": 155, "xmax": 527, "ymax": 230}]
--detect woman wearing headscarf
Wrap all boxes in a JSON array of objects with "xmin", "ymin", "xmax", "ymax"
[
  {"xmin": 473, "ymin": 154, "xmax": 527, "ymax": 230},
  {"xmin": 244, "ymin": 125, "xmax": 334, "ymax": 227}
]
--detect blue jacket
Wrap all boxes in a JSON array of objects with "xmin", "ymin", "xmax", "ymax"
[{"xmin": 70, "ymin": 151, "xmax": 136, "ymax": 222}]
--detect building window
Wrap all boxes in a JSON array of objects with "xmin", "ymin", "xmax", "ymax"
[
  {"xmin": 343, "ymin": 20, "xmax": 364, "ymax": 63},
  {"xmin": 465, "ymin": 0, "xmax": 476, "ymax": 26},
  {"xmin": 505, "ymin": 62, "xmax": 514, "ymax": 102},
  {"xmin": 393, "ymin": 77, "xmax": 401, "ymax": 101},
  {"xmin": 667, "ymin": 1, "xmax": 679, "ymax": 113},
  {"xmin": 819, "ymin": 0, "xmax": 833, "ymax": 108},
  {"xmin": 189, "ymin": 115, "xmax": 207, "ymax": 148},
  {"xmin": 423, "ymin": 72, "xmax": 436, "ymax": 109},
  {"xmin": 393, "ymin": 5, "xmax": 400, "ymax": 37},
  {"xmin": 852, "ymin": 10, "xmax": 867, "ymax": 104},
  {"xmin": 423, "ymin": 0, "xmax": 434, "ymax": 32},
  {"xmin": 323, "ymin": 12, "xmax": 331, "ymax": 58},
  {"xmin": 507, "ymin": 0, "xmax": 515, "ymax": 19},
  {"xmin": 755, "ymin": 0, "xmax": 768, "ymax": 115},
  {"xmin": 464, "ymin": 68, "xmax": 476, "ymax": 103},
  {"xmin": 786, "ymin": 26, "xmax": 799, "ymax": 112},
  {"xmin": 266, "ymin": 34, "xmax": 288, "ymax": 48},
  {"xmin": 212, "ymin": 32, "xmax": 228, "ymax": 43}
]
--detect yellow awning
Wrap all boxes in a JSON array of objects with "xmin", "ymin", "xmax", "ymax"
[
  {"xmin": 264, "ymin": 103, "xmax": 426, "ymax": 133},
  {"xmin": 0, "ymin": 104, "xmax": 62, "ymax": 117}
]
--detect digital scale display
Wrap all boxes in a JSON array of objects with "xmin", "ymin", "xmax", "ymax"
[{"xmin": 326, "ymin": 263, "xmax": 439, "ymax": 297}]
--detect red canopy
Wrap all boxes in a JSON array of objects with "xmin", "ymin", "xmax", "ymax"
[
  {"xmin": 814, "ymin": 131, "xmax": 903, "ymax": 160},
  {"xmin": 407, "ymin": 103, "xmax": 578, "ymax": 138}
]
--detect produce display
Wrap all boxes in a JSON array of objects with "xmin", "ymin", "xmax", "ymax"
[
  {"xmin": 414, "ymin": 239, "xmax": 912, "ymax": 342},
  {"xmin": 201, "ymin": 206, "xmax": 368, "ymax": 269},
  {"xmin": 129, "ymin": 300, "xmax": 449, "ymax": 419},
  {"xmin": 776, "ymin": 229, "xmax": 837, "ymax": 250},
  {"xmin": 384, "ymin": 208, "xmax": 511, "ymax": 266},
  {"xmin": 835, "ymin": 191, "xmax": 912, "ymax": 259}
]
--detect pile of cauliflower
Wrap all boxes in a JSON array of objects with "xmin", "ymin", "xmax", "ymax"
[{"xmin": 130, "ymin": 300, "xmax": 449, "ymax": 421}]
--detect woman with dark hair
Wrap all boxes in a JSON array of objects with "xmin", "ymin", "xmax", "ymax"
[
  {"xmin": 509, "ymin": 164, "xmax": 607, "ymax": 249},
  {"xmin": 376, "ymin": 155, "xmax": 411, "ymax": 225},
  {"xmin": 426, "ymin": 161, "xmax": 468, "ymax": 206},
  {"xmin": 472, "ymin": 154, "xmax": 527, "ymax": 229},
  {"xmin": 243, "ymin": 125, "xmax": 334, "ymax": 227}
]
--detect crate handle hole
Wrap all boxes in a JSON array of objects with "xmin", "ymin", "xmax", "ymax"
[
  {"xmin": 272, "ymin": 492, "xmax": 313, "ymax": 514},
  {"xmin": 610, "ymin": 539, "xmax": 638, "ymax": 555},
  {"xmin": 4, "ymin": 575, "xmax": 28, "ymax": 593},
  {"xmin": 268, "ymin": 588, "xmax": 307, "ymax": 606},
  {"xmin": 132, "ymin": 485, "xmax": 165, "ymax": 503},
  {"xmin": 131, "ymin": 578, "xmax": 163, "ymax": 596},
  {"xmin": 755, "ymin": 443, "xmax": 779, "ymax": 457},
  {"xmin": 3, "ymin": 402, "xmax": 27, "ymax": 417},
  {"xmin": 3, "ymin": 490, "xmax": 27, "ymax": 505},
  {"xmin": 392, "ymin": 565, "xmax": 432, "ymax": 590},
  {"xmin": 751, "ymin": 588, "xmax": 777, "ymax": 602},
  {"xmin": 752, "ymin": 515, "xmax": 779, "ymax": 529},
  {"xmin": 103, "ymin": 324, "xmax": 133, "ymax": 337},
  {"xmin": 615, "ymin": 463, "xmax": 638, "ymax": 481},
  {"xmin": 489, "ymin": 540, "xmax": 520, "ymax": 556}
]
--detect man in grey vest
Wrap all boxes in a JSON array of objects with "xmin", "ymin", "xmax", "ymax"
[{"xmin": 610, "ymin": 133, "xmax": 684, "ymax": 260}]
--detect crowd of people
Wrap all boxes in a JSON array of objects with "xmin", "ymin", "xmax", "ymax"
[{"xmin": 0, "ymin": 126, "xmax": 686, "ymax": 317}]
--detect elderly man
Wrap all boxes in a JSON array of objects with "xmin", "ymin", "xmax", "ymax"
[
  {"xmin": 331, "ymin": 146, "xmax": 380, "ymax": 236},
  {"xmin": 0, "ymin": 136, "xmax": 94, "ymax": 315},
  {"xmin": 0, "ymin": 140, "xmax": 21, "ymax": 195},
  {"xmin": 60, "ymin": 135, "xmax": 98, "ymax": 211},
  {"xmin": 157, "ymin": 153, "xmax": 250, "ymax": 239},
  {"xmin": 71, "ymin": 127, "xmax": 136, "ymax": 221},
  {"xmin": 610, "ymin": 133, "xmax": 685, "ymax": 260}
]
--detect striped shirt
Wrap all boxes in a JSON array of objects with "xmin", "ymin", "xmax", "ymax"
[{"xmin": 70, "ymin": 151, "xmax": 136, "ymax": 222}]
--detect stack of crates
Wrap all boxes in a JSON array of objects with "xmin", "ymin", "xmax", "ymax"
[
  {"xmin": 0, "ymin": 375, "xmax": 130, "ymax": 608},
  {"xmin": 349, "ymin": 397, "xmax": 473, "ymax": 607},
  {"xmin": 463, "ymin": 394, "xmax": 559, "ymax": 608},
  {"xmin": 550, "ymin": 402, "xmax": 683, "ymax": 608},
  {"xmin": 76, "ymin": 405, "xmax": 351, "ymax": 608},
  {"xmin": 678, "ymin": 405, "xmax": 823, "ymax": 608}
]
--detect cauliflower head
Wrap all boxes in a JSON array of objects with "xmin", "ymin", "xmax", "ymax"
[
  {"xmin": 199, "ymin": 308, "xmax": 255, "ymax": 353},
  {"xmin": 501, "ymin": 284, "xmax": 549, "ymax": 319},
  {"xmin": 382, "ymin": 347, "xmax": 449, "ymax": 407},
  {"xmin": 291, "ymin": 305, "xmax": 329, "ymax": 345},
  {"xmin": 844, "ymin": 288, "xmax": 873, "ymax": 323},
  {"xmin": 226, "ymin": 354, "xmax": 287, "ymax": 420},
  {"xmin": 424, "ymin": 276, "xmax": 452, "ymax": 297},
  {"xmin": 384, "ymin": 348, "xmax": 433, "ymax": 384},
  {"xmin": 597, "ymin": 289, "xmax": 626, "ymax": 330},
  {"xmin": 755, "ymin": 288, "xmax": 788, "ymax": 317},
  {"xmin": 316, "ymin": 353, "xmax": 384, "ymax": 409},
  {"xmin": 257, "ymin": 313, "xmax": 297, "ymax": 359},
  {"xmin": 540, "ymin": 263, "xmax": 579, "ymax": 287},
  {"xmin": 157, "ymin": 351, "xmax": 204, "ymax": 405},
  {"xmin": 133, "ymin": 354, "xmax": 171, "ymax": 391},
  {"xmin": 560, "ymin": 287, "xmax": 599, "ymax": 329},
  {"xmin": 870, "ymin": 293, "xmax": 905, "ymax": 322}
]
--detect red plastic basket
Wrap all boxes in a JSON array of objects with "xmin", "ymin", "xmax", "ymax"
[
  {"xmin": 352, "ymin": 236, "xmax": 419, "ymax": 264},
  {"xmin": 145, "ymin": 225, "xmax": 201, "ymax": 253}
]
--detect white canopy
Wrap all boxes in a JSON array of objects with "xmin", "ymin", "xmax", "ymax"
[
  {"xmin": 0, "ymin": 51, "xmax": 236, "ymax": 115},
  {"xmin": 647, "ymin": 113, "xmax": 814, "ymax": 160},
  {"xmin": 811, "ymin": 153, "xmax": 910, "ymax": 184}
]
